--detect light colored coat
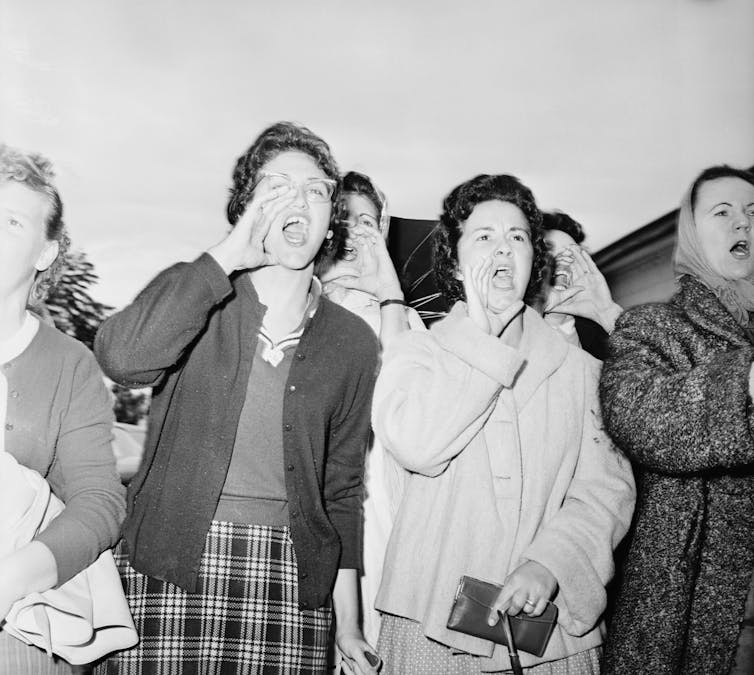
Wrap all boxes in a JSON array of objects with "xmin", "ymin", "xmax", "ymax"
[{"xmin": 372, "ymin": 304, "xmax": 636, "ymax": 670}]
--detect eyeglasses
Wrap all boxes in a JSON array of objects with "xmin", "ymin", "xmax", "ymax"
[
  {"xmin": 255, "ymin": 172, "xmax": 337, "ymax": 203},
  {"xmin": 346, "ymin": 213, "xmax": 380, "ymax": 230}
]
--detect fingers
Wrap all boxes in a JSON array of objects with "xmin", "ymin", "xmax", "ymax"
[
  {"xmin": 336, "ymin": 635, "xmax": 381, "ymax": 675},
  {"xmin": 576, "ymin": 247, "xmax": 600, "ymax": 275},
  {"xmin": 525, "ymin": 597, "xmax": 549, "ymax": 617},
  {"xmin": 471, "ymin": 256, "xmax": 492, "ymax": 306},
  {"xmin": 544, "ymin": 285, "xmax": 584, "ymax": 313}
]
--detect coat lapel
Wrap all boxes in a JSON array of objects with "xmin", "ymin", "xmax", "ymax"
[
  {"xmin": 678, "ymin": 276, "xmax": 753, "ymax": 349},
  {"xmin": 511, "ymin": 307, "xmax": 569, "ymax": 410}
]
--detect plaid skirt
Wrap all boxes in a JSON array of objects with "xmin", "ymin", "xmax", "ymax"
[{"xmin": 95, "ymin": 521, "xmax": 332, "ymax": 675}]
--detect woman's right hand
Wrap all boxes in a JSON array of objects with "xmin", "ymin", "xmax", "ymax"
[
  {"xmin": 0, "ymin": 580, "xmax": 16, "ymax": 624},
  {"xmin": 335, "ymin": 225, "xmax": 404, "ymax": 301},
  {"xmin": 0, "ymin": 542, "xmax": 58, "ymax": 624},
  {"xmin": 208, "ymin": 183, "xmax": 295, "ymax": 274},
  {"xmin": 463, "ymin": 256, "xmax": 523, "ymax": 337},
  {"xmin": 487, "ymin": 560, "xmax": 558, "ymax": 624}
]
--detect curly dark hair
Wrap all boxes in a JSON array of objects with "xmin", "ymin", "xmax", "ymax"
[
  {"xmin": 541, "ymin": 210, "xmax": 585, "ymax": 245},
  {"xmin": 226, "ymin": 121, "xmax": 347, "ymax": 264},
  {"xmin": 0, "ymin": 144, "xmax": 70, "ymax": 301},
  {"xmin": 432, "ymin": 174, "xmax": 547, "ymax": 307},
  {"xmin": 689, "ymin": 165, "xmax": 754, "ymax": 211}
]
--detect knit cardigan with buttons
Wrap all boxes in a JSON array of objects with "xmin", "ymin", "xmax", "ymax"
[
  {"xmin": 2, "ymin": 322, "xmax": 125, "ymax": 585},
  {"xmin": 94, "ymin": 253, "xmax": 379, "ymax": 609}
]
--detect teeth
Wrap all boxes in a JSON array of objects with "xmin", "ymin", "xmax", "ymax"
[{"xmin": 284, "ymin": 215, "xmax": 308, "ymax": 228}]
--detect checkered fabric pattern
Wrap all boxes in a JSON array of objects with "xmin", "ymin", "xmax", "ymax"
[{"xmin": 95, "ymin": 521, "xmax": 332, "ymax": 674}]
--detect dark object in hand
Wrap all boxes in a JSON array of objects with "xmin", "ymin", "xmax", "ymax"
[{"xmin": 447, "ymin": 575, "xmax": 558, "ymax": 657}]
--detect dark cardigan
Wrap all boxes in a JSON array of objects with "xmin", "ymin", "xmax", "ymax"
[
  {"xmin": 600, "ymin": 275, "xmax": 754, "ymax": 675},
  {"xmin": 94, "ymin": 253, "xmax": 379, "ymax": 609}
]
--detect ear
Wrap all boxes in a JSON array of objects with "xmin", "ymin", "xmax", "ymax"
[
  {"xmin": 34, "ymin": 240, "xmax": 59, "ymax": 273},
  {"xmin": 454, "ymin": 267, "xmax": 464, "ymax": 282}
]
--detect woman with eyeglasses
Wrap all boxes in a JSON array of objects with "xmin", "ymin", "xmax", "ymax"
[
  {"xmin": 317, "ymin": 171, "xmax": 424, "ymax": 652},
  {"xmin": 93, "ymin": 122, "xmax": 381, "ymax": 675}
]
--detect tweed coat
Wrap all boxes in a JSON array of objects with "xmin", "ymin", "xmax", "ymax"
[{"xmin": 600, "ymin": 275, "xmax": 754, "ymax": 674}]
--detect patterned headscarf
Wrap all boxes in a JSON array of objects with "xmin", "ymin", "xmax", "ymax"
[{"xmin": 673, "ymin": 180, "xmax": 754, "ymax": 326}]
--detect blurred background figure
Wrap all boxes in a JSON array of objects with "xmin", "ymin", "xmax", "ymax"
[
  {"xmin": 541, "ymin": 211, "xmax": 622, "ymax": 359},
  {"xmin": 318, "ymin": 170, "xmax": 423, "ymax": 649},
  {"xmin": 600, "ymin": 165, "xmax": 754, "ymax": 674}
]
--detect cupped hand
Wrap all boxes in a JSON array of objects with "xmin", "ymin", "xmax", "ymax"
[
  {"xmin": 463, "ymin": 256, "xmax": 524, "ymax": 337},
  {"xmin": 336, "ymin": 630, "xmax": 381, "ymax": 674},
  {"xmin": 487, "ymin": 560, "xmax": 558, "ymax": 624},
  {"xmin": 208, "ymin": 184, "xmax": 296, "ymax": 273},
  {"xmin": 335, "ymin": 225, "xmax": 403, "ymax": 301},
  {"xmin": 544, "ymin": 246, "xmax": 622, "ymax": 333}
]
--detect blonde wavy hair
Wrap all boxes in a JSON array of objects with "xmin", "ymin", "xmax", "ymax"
[{"xmin": 0, "ymin": 144, "xmax": 70, "ymax": 301}]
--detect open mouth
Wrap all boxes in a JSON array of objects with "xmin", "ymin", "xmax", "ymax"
[
  {"xmin": 491, "ymin": 265, "xmax": 514, "ymax": 288},
  {"xmin": 282, "ymin": 215, "xmax": 309, "ymax": 245},
  {"xmin": 730, "ymin": 240, "xmax": 750, "ymax": 259}
]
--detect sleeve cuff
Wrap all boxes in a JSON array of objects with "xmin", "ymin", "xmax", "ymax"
[
  {"xmin": 194, "ymin": 252, "xmax": 235, "ymax": 302},
  {"xmin": 432, "ymin": 304, "xmax": 524, "ymax": 385}
]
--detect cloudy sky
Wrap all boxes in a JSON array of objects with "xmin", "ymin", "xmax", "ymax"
[{"xmin": 2, "ymin": 0, "xmax": 753, "ymax": 308}]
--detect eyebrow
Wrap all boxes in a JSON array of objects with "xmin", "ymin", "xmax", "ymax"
[
  {"xmin": 4, "ymin": 206, "xmax": 32, "ymax": 219},
  {"xmin": 707, "ymin": 201, "xmax": 733, "ymax": 213}
]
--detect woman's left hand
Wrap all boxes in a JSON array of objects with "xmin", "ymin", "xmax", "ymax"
[
  {"xmin": 543, "ymin": 246, "xmax": 622, "ymax": 334},
  {"xmin": 487, "ymin": 560, "xmax": 558, "ymax": 623},
  {"xmin": 336, "ymin": 225, "xmax": 403, "ymax": 301},
  {"xmin": 336, "ymin": 630, "xmax": 381, "ymax": 674}
]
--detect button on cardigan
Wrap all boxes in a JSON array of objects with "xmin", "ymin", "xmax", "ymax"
[{"xmin": 94, "ymin": 253, "xmax": 379, "ymax": 609}]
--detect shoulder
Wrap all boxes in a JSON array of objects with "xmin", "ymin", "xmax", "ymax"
[
  {"xmin": 611, "ymin": 297, "xmax": 692, "ymax": 346},
  {"xmin": 617, "ymin": 299, "xmax": 683, "ymax": 328},
  {"xmin": 19, "ymin": 323, "xmax": 111, "ymax": 409},
  {"xmin": 36, "ymin": 323, "xmax": 109, "ymax": 388},
  {"xmin": 33, "ymin": 321, "xmax": 99, "ymax": 367},
  {"xmin": 316, "ymin": 297, "xmax": 380, "ymax": 361}
]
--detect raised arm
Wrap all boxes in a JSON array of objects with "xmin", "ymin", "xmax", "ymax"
[
  {"xmin": 372, "ymin": 307, "xmax": 524, "ymax": 476},
  {"xmin": 94, "ymin": 253, "xmax": 234, "ymax": 387}
]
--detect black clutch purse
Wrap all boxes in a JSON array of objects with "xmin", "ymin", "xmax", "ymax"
[{"xmin": 446, "ymin": 575, "xmax": 558, "ymax": 658}]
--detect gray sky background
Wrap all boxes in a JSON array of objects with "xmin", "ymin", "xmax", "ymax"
[{"xmin": 2, "ymin": 0, "xmax": 753, "ymax": 309}]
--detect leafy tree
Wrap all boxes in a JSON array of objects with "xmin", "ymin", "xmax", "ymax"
[
  {"xmin": 40, "ymin": 249, "xmax": 151, "ymax": 425},
  {"xmin": 44, "ymin": 249, "xmax": 113, "ymax": 350},
  {"xmin": 111, "ymin": 383, "xmax": 151, "ymax": 425}
]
